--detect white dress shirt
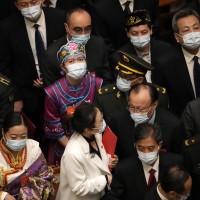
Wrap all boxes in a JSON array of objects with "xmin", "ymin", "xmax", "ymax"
[
  {"xmin": 119, "ymin": 0, "xmax": 134, "ymax": 12},
  {"xmin": 24, "ymin": 11, "xmax": 47, "ymax": 78}
]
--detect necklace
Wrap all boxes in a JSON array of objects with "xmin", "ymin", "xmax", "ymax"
[{"xmin": 0, "ymin": 140, "xmax": 27, "ymax": 170}]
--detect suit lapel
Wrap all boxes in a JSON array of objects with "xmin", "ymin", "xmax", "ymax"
[
  {"xmin": 175, "ymin": 47, "xmax": 195, "ymax": 98},
  {"xmin": 15, "ymin": 13, "xmax": 35, "ymax": 66},
  {"xmin": 134, "ymin": 158, "xmax": 149, "ymax": 194},
  {"xmin": 77, "ymin": 134, "xmax": 110, "ymax": 174}
]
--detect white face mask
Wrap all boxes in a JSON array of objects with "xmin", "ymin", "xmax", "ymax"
[
  {"xmin": 71, "ymin": 34, "xmax": 90, "ymax": 45},
  {"xmin": 66, "ymin": 62, "xmax": 87, "ymax": 79},
  {"xmin": 6, "ymin": 138, "xmax": 27, "ymax": 152},
  {"xmin": 20, "ymin": 4, "xmax": 42, "ymax": 21},
  {"xmin": 116, "ymin": 76, "xmax": 131, "ymax": 92},
  {"xmin": 130, "ymin": 34, "xmax": 151, "ymax": 49},
  {"xmin": 181, "ymin": 32, "xmax": 200, "ymax": 49},
  {"xmin": 130, "ymin": 110, "xmax": 150, "ymax": 124},
  {"xmin": 178, "ymin": 193, "xmax": 190, "ymax": 200},
  {"xmin": 99, "ymin": 119, "xmax": 106, "ymax": 133},
  {"xmin": 137, "ymin": 150, "xmax": 158, "ymax": 165}
]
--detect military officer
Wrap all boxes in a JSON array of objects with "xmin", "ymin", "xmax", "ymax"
[
  {"xmin": 95, "ymin": 51, "xmax": 167, "ymax": 124},
  {"xmin": 184, "ymin": 135, "xmax": 200, "ymax": 199},
  {"xmin": 0, "ymin": 73, "xmax": 14, "ymax": 137}
]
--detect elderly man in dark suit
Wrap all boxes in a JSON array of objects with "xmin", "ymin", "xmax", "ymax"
[
  {"xmin": 0, "ymin": 0, "xmax": 66, "ymax": 140},
  {"xmin": 145, "ymin": 164, "xmax": 192, "ymax": 200},
  {"xmin": 85, "ymin": 0, "xmax": 159, "ymax": 51},
  {"xmin": 109, "ymin": 83, "xmax": 184, "ymax": 160},
  {"xmin": 43, "ymin": 7, "xmax": 111, "ymax": 87},
  {"xmin": 104, "ymin": 123, "xmax": 183, "ymax": 200},
  {"xmin": 154, "ymin": 9, "xmax": 200, "ymax": 117}
]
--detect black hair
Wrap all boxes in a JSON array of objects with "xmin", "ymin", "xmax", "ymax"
[
  {"xmin": 160, "ymin": 164, "xmax": 191, "ymax": 194},
  {"xmin": 66, "ymin": 7, "xmax": 90, "ymax": 24},
  {"xmin": 126, "ymin": 23, "xmax": 152, "ymax": 32},
  {"xmin": 134, "ymin": 123, "xmax": 162, "ymax": 144},
  {"xmin": 3, "ymin": 112, "xmax": 27, "ymax": 133},
  {"xmin": 172, "ymin": 9, "xmax": 200, "ymax": 33},
  {"xmin": 130, "ymin": 82, "xmax": 158, "ymax": 104},
  {"xmin": 72, "ymin": 102, "xmax": 98, "ymax": 133}
]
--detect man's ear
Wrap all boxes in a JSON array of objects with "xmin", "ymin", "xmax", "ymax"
[{"xmin": 174, "ymin": 33, "xmax": 181, "ymax": 43}]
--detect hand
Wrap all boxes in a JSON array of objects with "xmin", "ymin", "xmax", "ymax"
[
  {"xmin": 14, "ymin": 100, "xmax": 23, "ymax": 112},
  {"xmin": 109, "ymin": 154, "xmax": 118, "ymax": 169},
  {"xmin": 33, "ymin": 78, "xmax": 43, "ymax": 88},
  {"xmin": 5, "ymin": 194, "xmax": 16, "ymax": 200},
  {"xmin": 107, "ymin": 174, "xmax": 112, "ymax": 186},
  {"xmin": 58, "ymin": 136, "xmax": 69, "ymax": 147}
]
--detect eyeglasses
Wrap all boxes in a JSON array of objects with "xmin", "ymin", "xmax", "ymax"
[{"xmin": 128, "ymin": 105, "xmax": 152, "ymax": 113}]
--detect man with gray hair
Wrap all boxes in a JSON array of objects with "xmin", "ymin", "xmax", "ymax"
[{"xmin": 154, "ymin": 9, "xmax": 200, "ymax": 117}]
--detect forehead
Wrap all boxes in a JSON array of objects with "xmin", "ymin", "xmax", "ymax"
[
  {"xmin": 129, "ymin": 88, "xmax": 151, "ymax": 104},
  {"xmin": 6, "ymin": 124, "xmax": 27, "ymax": 135},
  {"xmin": 68, "ymin": 11, "xmax": 91, "ymax": 26},
  {"xmin": 65, "ymin": 53, "xmax": 85, "ymax": 60},
  {"xmin": 136, "ymin": 136, "xmax": 158, "ymax": 146},
  {"xmin": 128, "ymin": 24, "xmax": 151, "ymax": 32},
  {"xmin": 16, "ymin": 0, "xmax": 39, "ymax": 3},
  {"xmin": 177, "ymin": 15, "xmax": 200, "ymax": 28}
]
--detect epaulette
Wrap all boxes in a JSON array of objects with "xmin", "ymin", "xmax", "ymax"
[
  {"xmin": 152, "ymin": 84, "xmax": 166, "ymax": 95},
  {"xmin": 184, "ymin": 135, "xmax": 200, "ymax": 147},
  {"xmin": 98, "ymin": 84, "xmax": 117, "ymax": 95},
  {"xmin": 0, "ymin": 75, "xmax": 10, "ymax": 86}
]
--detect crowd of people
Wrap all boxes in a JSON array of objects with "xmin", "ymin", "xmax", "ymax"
[{"xmin": 1, "ymin": 0, "xmax": 200, "ymax": 199}]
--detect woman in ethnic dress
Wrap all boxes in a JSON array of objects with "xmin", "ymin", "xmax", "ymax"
[
  {"xmin": 44, "ymin": 41, "xmax": 103, "ymax": 164},
  {"xmin": 0, "ymin": 112, "xmax": 55, "ymax": 200}
]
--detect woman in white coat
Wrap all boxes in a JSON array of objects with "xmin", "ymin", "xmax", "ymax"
[{"xmin": 56, "ymin": 102, "xmax": 117, "ymax": 200}]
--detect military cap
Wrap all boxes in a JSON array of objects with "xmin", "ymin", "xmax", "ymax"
[
  {"xmin": 57, "ymin": 41, "xmax": 85, "ymax": 65},
  {"xmin": 115, "ymin": 51, "xmax": 154, "ymax": 75},
  {"xmin": 125, "ymin": 9, "xmax": 151, "ymax": 28}
]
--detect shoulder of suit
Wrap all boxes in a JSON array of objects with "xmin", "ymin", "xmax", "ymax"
[
  {"xmin": 0, "ymin": 74, "xmax": 11, "ymax": 87},
  {"xmin": 151, "ymin": 83, "xmax": 167, "ymax": 95},
  {"xmin": 184, "ymin": 135, "xmax": 200, "ymax": 147},
  {"xmin": 97, "ymin": 84, "xmax": 118, "ymax": 95}
]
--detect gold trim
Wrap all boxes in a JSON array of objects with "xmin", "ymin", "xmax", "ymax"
[
  {"xmin": 118, "ymin": 62, "xmax": 144, "ymax": 75},
  {"xmin": 98, "ymin": 88, "xmax": 102, "ymax": 94},
  {"xmin": 0, "ymin": 77, "xmax": 10, "ymax": 86}
]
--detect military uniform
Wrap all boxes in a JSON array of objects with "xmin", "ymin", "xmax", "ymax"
[
  {"xmin": 0, "ymin": 73, "xmax": 14, "ymax": 137},
  {"xmin": 184, "ymin": 135, "xmax": 200, "ymax": 199},
  {"xmin": 95, "ymin": 51, "xmax": 168, "ymax": 124}
]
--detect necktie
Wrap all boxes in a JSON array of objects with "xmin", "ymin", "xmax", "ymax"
[
  {"xmin": 124, "ymin": 1, "xmax": 131, "ymax": 15},
  {"xmin": 43, "ymin": 0, "xmax": 52, "ymax": 7},
  {"xmin": 148, "ymin": 168, "xmax": 156, "ymax": 188},
  {"xmin": 33, "ymin": 24, "xmax": 45, "ymax": 76},
  {"xmin": 193, "ymin": 56, "xmax": 200, "ymax": 97}
]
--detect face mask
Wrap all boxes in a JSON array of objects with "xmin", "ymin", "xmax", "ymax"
[
  {"xmin": 6, "ymin": 138, "xmax": 27, "ymax": 152},
  {"xmin": 177, "ymin": 193, "xmax": 190, "ymax": 200},
  {"xmin": 137, "ymin": 150, "xmax": 158, "ymax": 165},
  {"xmin": 20, "ymin": 4, "xmax": 42, "ymax": 21},
  {"xmin": 116, "ymin": 76, "xmax": 131, "ymax": 92},
  {"xmin": 66, "ymin": 62, "xmax": 87, "ymax": 79},
  {"xmin": 181, "ymin": 32, "xmax": 200, "ymax": 49},
  {"xmin": 130, "ymin": 34, "xmax": 150, "ymax": 49},
  {"xmin": 130, "ymin": 110, "xmax": 150, "ymax": 124},
  {"xmin": 71, "ymin": 34, "xmax": 90, "ymax": 45},
  {"xmin": 99, "ymin": 119, "xmax": 106, "ymax": 133}
]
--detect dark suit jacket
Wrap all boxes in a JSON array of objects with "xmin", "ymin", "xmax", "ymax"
[
  {"xmin": 55, "ymin": 0, "xmax": 85, "ymax": 10},
  {"xmin": 181, "ymin": 98, "xmax": 200, "ymax": 138},
  {"xmin": 86, "ymin": 0, "xmax": 159, "ymax": 50},
  {"xmin": 43, "ymin": 34, "xmax": 111, "ymax": 86},
  {"xmin": 153, "ymin": 45, "xmax": 196, "ymax": 117},
  {"xmin": 144, "ymin": 183, "xmax": 161, "ymax": 200},
  {"xmin": 109, "ymin": 108, "xmax": 184, "ymax": 160},
  {"xmin": 0, "ymin": 8, "xmax": 66, "ymax": 122},
  {"xmin": 104, "ymin": 152, "xmax": 183, "ymax": 200},
  {"xmin": 109, "ymin": 39, "xmax": 173, "ymax": 82}
]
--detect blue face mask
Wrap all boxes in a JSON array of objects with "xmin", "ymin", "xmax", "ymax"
[
  {"xmin": 71, "ymin": 34, "xmax": 90, "ymax": 45},
  {"xmin": 6, "ymin": 138, "xmax": 27, "ymax": 152}
]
